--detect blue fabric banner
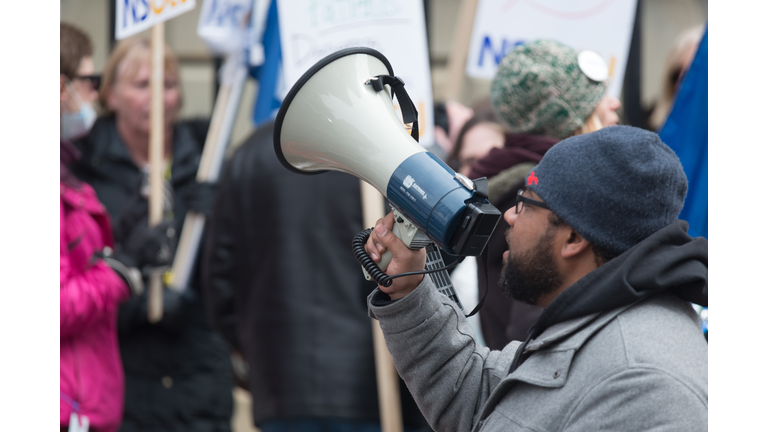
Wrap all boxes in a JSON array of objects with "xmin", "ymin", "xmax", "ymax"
[
  {"xmin": 250, "ymin": 0, "xmax": 283, "ymax": 126},
  {"xmin": 659, "ymin": 26, "xmax": 708, "ymax": 239}
]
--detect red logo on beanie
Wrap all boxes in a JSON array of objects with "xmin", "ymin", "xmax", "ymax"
[{"xmin": 527, "ymin": 171, "xmax": 538, "ymax": 186}]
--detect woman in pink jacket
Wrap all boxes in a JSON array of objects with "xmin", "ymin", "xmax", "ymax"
[
  {"xmin": 60, "ymin": 23, "xmax": 133, "ymax": 432},
  {"xmin": 61, "ymin": 139, "xmax": 130, "ymax": 432}
]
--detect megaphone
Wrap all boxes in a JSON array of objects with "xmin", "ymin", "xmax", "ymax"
[{"xmin": 274, "ymin": 47, "xmax": 501, "ymax": 302}]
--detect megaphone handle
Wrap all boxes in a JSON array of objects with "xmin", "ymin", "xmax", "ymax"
[
  {"xmin": 354, "ymin": 229, "xmax": 465, "ymax": 312},
  {"xmin": 360, "ymin": 210, "xmax": 422, "ymax": 279},
  {"xmin": 375, "ymin": 250, "xmax": 394, "ymax": 274},
  {"xmin": 355, "ymin": 228, "xmax": 393, "ymax": 285},
  {"xmin": 359, "ymin": 237, "xmax": 406, "ymax": 282}
]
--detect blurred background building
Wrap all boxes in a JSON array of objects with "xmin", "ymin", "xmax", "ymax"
[{"xmin": 61, "ymin": 0, "xmax": 707, "ymax": 153}]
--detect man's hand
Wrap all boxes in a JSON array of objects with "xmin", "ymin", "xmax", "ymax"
[{"xmin": 365, "ymin": 212, "xmax": 427, "ymax": 300}]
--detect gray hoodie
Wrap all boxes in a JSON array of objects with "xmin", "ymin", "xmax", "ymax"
[{"xmin": 368, "ymin": 220, "xmax": 707, "ymax": 431}]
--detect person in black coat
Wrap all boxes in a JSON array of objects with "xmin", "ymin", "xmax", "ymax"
[
  {"xmin": 72, "ymin": 36, "xmax": 232, "ymax": 432},
  {"xmin": 202, "ymin": 120, "xmax": 430, "ymax": 432}
]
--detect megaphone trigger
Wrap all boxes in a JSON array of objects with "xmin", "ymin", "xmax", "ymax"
[{"xmin": 355, "ymin": 208, "xmax": 426, "ymax": 284}]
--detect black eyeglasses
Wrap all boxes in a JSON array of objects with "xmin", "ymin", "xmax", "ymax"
[
  {"xmin": 73, "ymin": 74, "xmax": 102, "ymax": 91},
  {"xmin": 515, "ymin": 189, "xmax": 550, "ymax": 214}
]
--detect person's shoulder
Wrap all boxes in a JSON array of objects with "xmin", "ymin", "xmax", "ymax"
[
  {"xmin": 614, "ymin": 294, "xmax": 707, "ymax": 379},
  {"xmin": 240, "ymin": 120, "xmax": 276, "ymax": 154},
  {"xmin": 562, "ymin": 297, "xmax": 707, "ymax": 429},
  {"xmin": 568, "ymin": 294, "xmax": 706, "ymax": 385},
  {"xmin": 228, "ymin": 121, "xmax": 279, "ymax": 173},
  {"xmin": 620, "ymin": 294, "xmax": 704, "ymax": 341}
]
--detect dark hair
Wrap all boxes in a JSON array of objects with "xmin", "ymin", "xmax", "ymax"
[
  {"xmin": 60, "ymin": 23, "xmax": 93, "ymax": 79},
  {"xmin": 547, "ymin": 211, "xmax": 567, "ymax": 228},
  {"xmin": 592, "ymin": 243, "xmax": 620, "ymax": 267},
  {"xmin": 546, "ymin": 211, "xmax": 619, "ymax": 266},
  {"xmin": 448, "ymin": 99, "xmax": 503, "ymax": 170}
]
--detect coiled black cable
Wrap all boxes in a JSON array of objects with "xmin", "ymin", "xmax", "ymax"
[{"xmin": 352, "ymin": 228, "xmax": 463, "ymax": 287}]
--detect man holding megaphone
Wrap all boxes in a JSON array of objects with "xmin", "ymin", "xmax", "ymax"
[
  {"xmin": 363, "ymin": 126, "xmax": 708, "ymax": 431},
  {"xmin": 271, "ymin": 47, "xmax": 706, "ymax": 430}
]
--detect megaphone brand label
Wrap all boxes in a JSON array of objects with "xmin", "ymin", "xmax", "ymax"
[
  {"xmin": 403, "ymin": 175, "xmax": 428, "ymax": 200},
  {"xmin": 388, "ymin": 152, "xmax": 475, "ymax": 253}
]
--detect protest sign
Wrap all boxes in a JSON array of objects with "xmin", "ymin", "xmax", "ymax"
[
  {"xmin": 169, "ymin": 1, "xmax": 254, "ymax": 293},
  {"xmin": 115, "ymin": 0, "xmax": 197, "ymax": 319},
  {"xmin": 170, "ymin": 56, "xmax": 248, "ymax": 292},
  {"xmin": 276, "ymin": 0, "xmax": 435, "ymax": 147},
  {"xmin": 197, "ymin": 0, "xmax": 252, "ymax": 54},
  {"xmin": 465, "ymin": 0, "xmax": 636, "ymax": 97},
  {"xmin": 116, "ymin": 0, "xmax": 197, "ymax": 40}
]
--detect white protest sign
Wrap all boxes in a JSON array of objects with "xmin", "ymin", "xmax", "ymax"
[
  {"xmin": 117, "ymin": 0, "xmax": 197, "ymax": 40},
  {"xmin": 197, "ymin": 0, "xmax": 252, "ymax": 54},
  {"xmin": 465, "ymin": 0, "xmax": 636, "ymax": 98},
  {"xmin": 276, "ymin": 0, "xmax": 435, "ymax": 147}
]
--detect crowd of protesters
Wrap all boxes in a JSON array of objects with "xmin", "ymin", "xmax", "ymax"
[
  {"xmin": 61, "ymin": 24, "xmax": 231, "ymax": 432},
  {"xmin": 60, "ymin": 16, "xmax": 707, "ymax": 432}
]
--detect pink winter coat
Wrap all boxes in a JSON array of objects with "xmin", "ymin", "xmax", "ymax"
[{"xmin": 61, "ymin": 180, "xmax": 129, "ymax": 432}]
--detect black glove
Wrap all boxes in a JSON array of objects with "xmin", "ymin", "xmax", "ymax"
[
  {"xmin": 98, "ymin": 205, "xmax": 178, "ymax": 296},
  {"xmin": 98, "ymin": 220, "xmax": 177, "ymax": 297},
  {"xmin": 118, "ymin": 285, "xmax": 198, "ymax": 332},
  {"xmin": 180, "ymin": 181, "xmax": 217, "ymax": 217},
  {"xmin": 139, "ymin": 286, "xmax": 197, "ymax": 331},
  {"xmin": 119, "ymin": 220, "xmax": 177, "ymax": 270}
]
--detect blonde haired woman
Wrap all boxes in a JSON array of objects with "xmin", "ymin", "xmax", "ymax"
[{"xmin": 71, "ymin": 36, "xmax": 233, "ymax": 432}]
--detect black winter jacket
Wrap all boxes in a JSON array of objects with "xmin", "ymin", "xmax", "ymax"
[
  {"xmin": 72, "ymin": 116, "xmax": 233, "ymax": 432},
  {"xmin": 201, "ymin": 121, "xmax": 429, "ymax": 428}
]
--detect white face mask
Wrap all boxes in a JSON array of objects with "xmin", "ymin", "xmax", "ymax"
[{"xmin": 61, "ymin": 80, "xmax": 97, "ymax": 141}]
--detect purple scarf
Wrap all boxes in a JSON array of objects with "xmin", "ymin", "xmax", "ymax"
[{"xmin": 468, "ymin": 133, "xmax": 559, "ymax": 181}]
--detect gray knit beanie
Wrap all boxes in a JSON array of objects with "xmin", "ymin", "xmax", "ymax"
[
  {"xmin": 527, "ymin": 126, "xmax": 688, "ymax": 255},
  {"xmin": 490, "ymin": 39, "xmax": 607, "ymax": 139}
]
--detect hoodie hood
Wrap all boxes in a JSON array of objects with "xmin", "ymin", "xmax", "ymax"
[{"xmin": 529, "ymin": 219, "xmax": 707, "ymax": 338}]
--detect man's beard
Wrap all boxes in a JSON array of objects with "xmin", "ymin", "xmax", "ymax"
[{"xmin": 500, "ymin": 230, "xmax": 564, "ymax": 306}]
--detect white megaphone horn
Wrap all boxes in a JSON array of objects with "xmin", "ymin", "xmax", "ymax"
[{"xmin": 274, "ymin": 48, "xmax": 501, "ymax": 308}]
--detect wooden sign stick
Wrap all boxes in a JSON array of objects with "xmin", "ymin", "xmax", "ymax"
[
  {"xmin": 444, "ymin": 0, "xmax": 480, "ymax": 102},
  {"xmin": 361, "ymin": 181, "xmax": 403, "ymax": 432},
  {"xmin": 147, "ymin": 22, "xmax": 166, "ymax": 323},
  {"xmin": 168, "ymin": 55, "xmax": 248, "ymax": 292}
]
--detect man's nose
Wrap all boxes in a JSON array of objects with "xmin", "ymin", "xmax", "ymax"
[{"xmin": 503, "ymin": 207, "xmax": 518, "ymax": 226}]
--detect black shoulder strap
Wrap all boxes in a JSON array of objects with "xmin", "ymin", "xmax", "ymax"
[{"xmin": 367, "ymin": 75, "xmax": 419, "ymax": 142}]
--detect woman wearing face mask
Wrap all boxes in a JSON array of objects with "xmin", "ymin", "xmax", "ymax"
[
  {"xmin": 60, "ymin": 24, "xmax": 99, "ymax": 141},
  {"xmin": 60, "ymin": 22, "xmax": 131, "ymax": 432},
  {"xmin": 71, "ymin": 37, "xmax": 233, "ymax": 432}
]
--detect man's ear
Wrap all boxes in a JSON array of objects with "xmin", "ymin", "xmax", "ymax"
[{"xmin": 561, "ymin": 228, "xmax": 591, "ymax": 259}]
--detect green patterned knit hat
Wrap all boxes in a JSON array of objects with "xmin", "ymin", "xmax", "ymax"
[{"xmin": 490, "ymin": 39, "xmax": 608, "ymax": 139}]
